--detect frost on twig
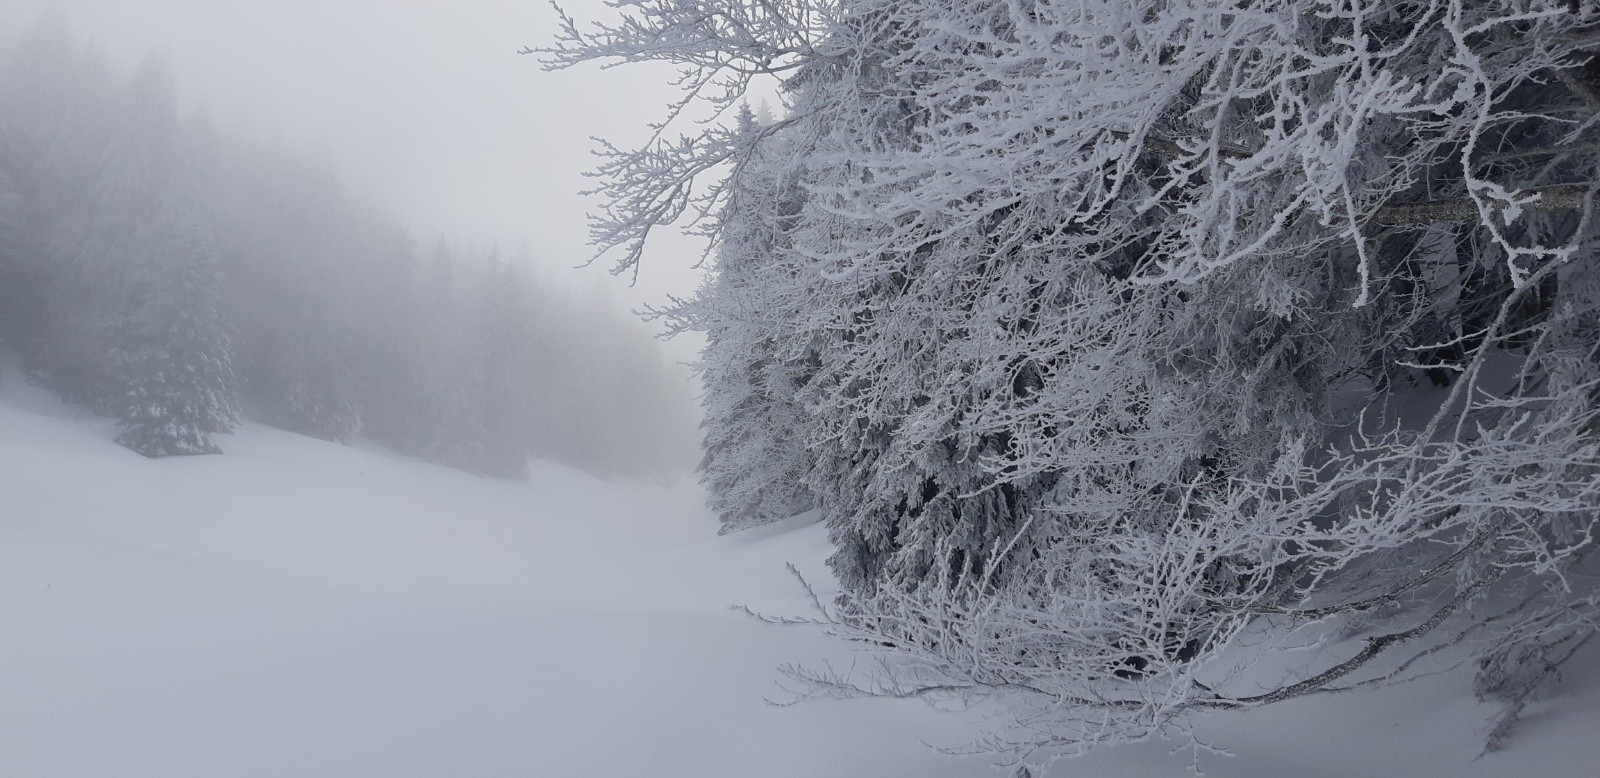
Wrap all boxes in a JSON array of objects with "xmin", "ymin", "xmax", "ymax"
[{"xmin": 549, "ymin": 0, "xmax": 1600, "ymax": 770}]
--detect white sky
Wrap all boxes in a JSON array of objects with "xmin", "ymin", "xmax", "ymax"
[{"xmin": 0, "ymin": 0, "xmax": 723, "ymax": 357}]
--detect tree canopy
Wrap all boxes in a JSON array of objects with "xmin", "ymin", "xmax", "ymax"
[{"xmin": 547, "ymin": 0, "xmax": 1600, "ymax": 768}]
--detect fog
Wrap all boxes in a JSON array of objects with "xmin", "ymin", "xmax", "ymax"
[
  {"xmin": 0, "ymin": 0, "xmax": 705, "ymax": 310},
  {"xmin": 0, "ymin": 2, "xmax": 707, "ymax": 476}
]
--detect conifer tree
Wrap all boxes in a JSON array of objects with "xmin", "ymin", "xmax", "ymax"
[
  {"xmin": 258, "ymin": 296, "xmax": 363, "ymax": 444},
  {"xmin": 404, "ymin": 240, "xmax": 490, "ymax": 472},
  {"xmin": 477, "ymin": 250, "xmax": 539, "ymax": 477},
  {"xmin": 111, "ymin": 196, "xmax": 239, "ymax": 456},
  {"xmin": 0, "ymin": 123, "xmax": 25, "ymax": 351},
  {"xmin": 692, "ymin": 104, "xmax": 816, "ymax": 533}
]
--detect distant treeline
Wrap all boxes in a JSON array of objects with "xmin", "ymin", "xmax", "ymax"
[{"xmin": 0, "ymin": 17, "xmax": 697, "ymax": 477}]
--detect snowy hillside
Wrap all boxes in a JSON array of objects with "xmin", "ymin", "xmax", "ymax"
[{"xmin": 2, "ymin": 369, "xmax": 1596, "ymax": 777}]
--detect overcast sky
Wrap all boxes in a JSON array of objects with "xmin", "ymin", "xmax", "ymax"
[{"xmin": 0, "ymin": 0, "xmax": 720, "ymax": 353}]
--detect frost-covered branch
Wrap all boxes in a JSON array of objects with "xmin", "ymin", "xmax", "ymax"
[{"xmin": 546, "ymin": 0, "xmax": 1600, "ymax": 770}]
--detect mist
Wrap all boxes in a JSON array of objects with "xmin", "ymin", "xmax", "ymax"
[
  {"xmin": 0, "ymin": 0, "xmax": 707, "ymax": 294},
  {"xmin": 0, "ymin": 6, "xmax": 702, "ymax": 477},
  {"xmin": 6, "ymin": 2, "xmax": 1600, "ymax": 775}
]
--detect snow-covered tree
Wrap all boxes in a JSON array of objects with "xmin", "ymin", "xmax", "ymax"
[
  {"xmin": 476, "ymin": 250, "xmax": 540, "ymax": 477},
  {"xmin": 546, "ymin": 0, "xmax": 1600, "ymax": 766},
  {"xmin": 400, "ymin": 240, "xmax": 491, "ymax": 471},
  {"xmin": 110, "ymin": 195, "xmax": 240, "ymax": 456},
  {"xmin": 256, "ymin": 299, "xmax": 364, "ymax": 444},
  {"xmin": 676, "ymin": 105, "xmax": 817, "ymax": 533},
  {"xmin": 0, "ymin": 116, "xmax": 27, "ymax": 352}
]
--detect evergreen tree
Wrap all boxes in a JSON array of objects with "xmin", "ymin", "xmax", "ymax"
[
  {"xmin": 477, "ymin": 249, "xmax": 539, "ymax": 477},
  {"xmin": 258, "ymin": 296, "xmax": 363, "ymax": 443},
  {"xmin": 354, "ymin": 230, "xmax": 426, "ymax": 450},
  {"xmin": 690, "ymin": 105, "xmax": 817, "ymax": 533},
  {"xmin": 403, "ymin": 240, "xmax": 490, "ymax": 472},
  {"xmin": 0, "ymin": 118, "xmax": 26, "ymax": 352},
  {"xmin": 110, "ymin": 196, "xmax": 239, "ymax": 456}
]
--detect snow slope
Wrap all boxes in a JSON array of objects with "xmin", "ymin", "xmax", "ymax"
[{"xmin": 2, "ymin": 368, "xmax": 1596, "ymax": 777}]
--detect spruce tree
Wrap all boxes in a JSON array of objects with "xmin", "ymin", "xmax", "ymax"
[
  {"xmin": 692, "ymin": 104, "xmax": 817, "ymax": 533},
  {"xmin": 258, "ymin": 300, "xmax": 363, "ymax": 444},
  {"xmin": 111, "ymin": 197, "xmax": 239, "ymax": 456},
  {"xmin": 477, "ymin": 251, "xmax": 538, "ymax": 477},
  {"xmin": 0, "ymin": 123, "xmax": 25, "ymax": 351},
  {"xmin": 404, "ymin": 240, "xmax": 490, "ymax": 472}
]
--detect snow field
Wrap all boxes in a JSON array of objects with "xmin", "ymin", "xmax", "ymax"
[{"xmin": 2, "ymin": 371, "xmax": 1596, "ymax": 776}]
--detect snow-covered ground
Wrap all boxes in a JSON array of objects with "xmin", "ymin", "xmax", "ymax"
[{"xmin": 2, "ymin": 369, "xmax": 1596, "ymax": 777}]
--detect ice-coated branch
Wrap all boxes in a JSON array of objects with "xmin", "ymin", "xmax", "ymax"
[{"xmin": 546, "ymin": 0, "xmax": 1600, "ymax": 769}]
